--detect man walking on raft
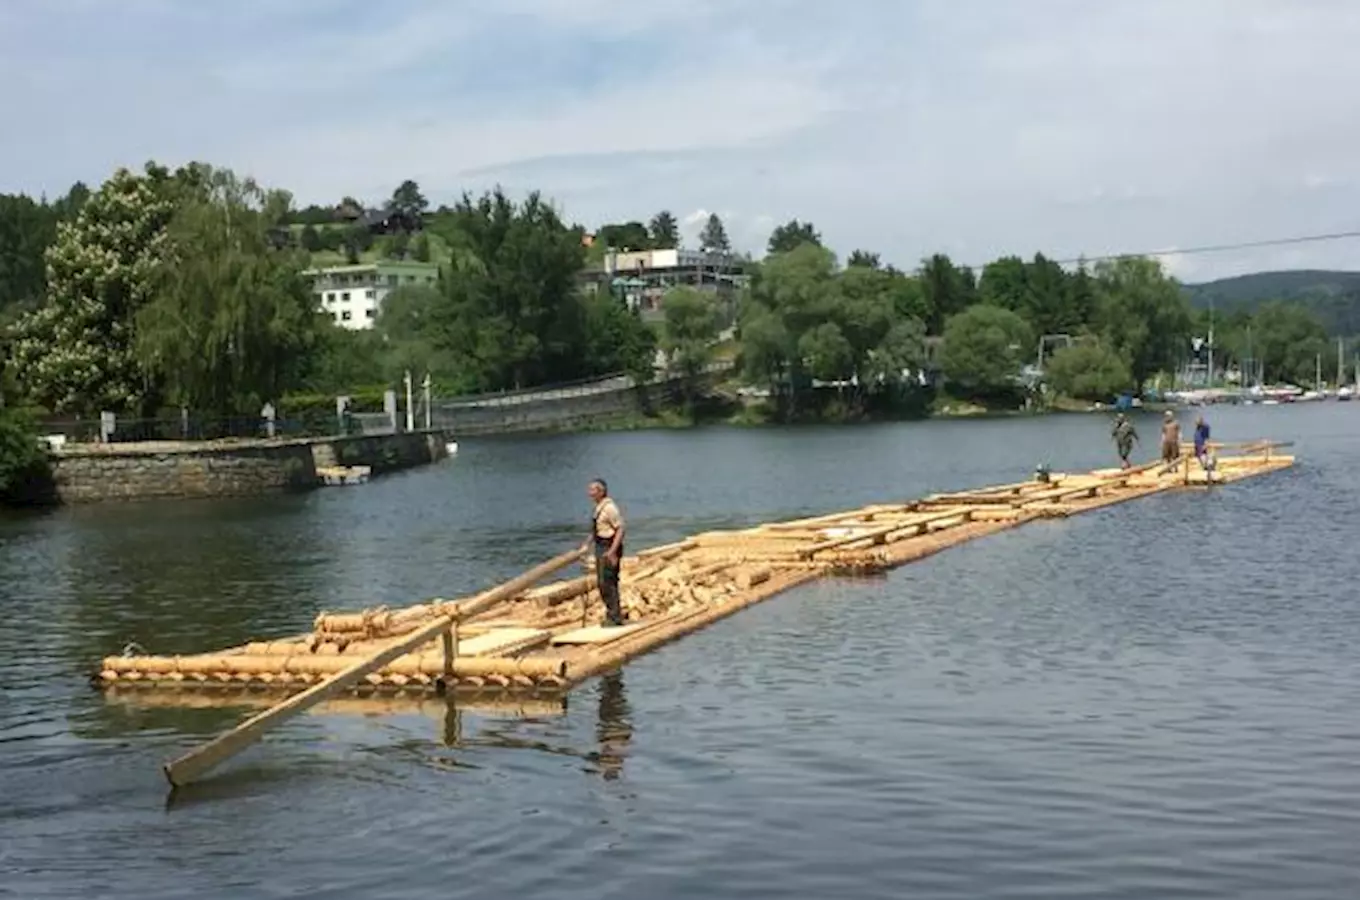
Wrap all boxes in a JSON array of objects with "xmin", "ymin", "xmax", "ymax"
[
  {"xmin": 582, "ymin": 478, "xmax": 627, "ymax": 627},
  {"xmin": 1193, "ymin": 414, "xmax": 1216, "ymax": 482},
  {"xmin": 1159, "ymin": 410, "xmax": 1182, "ymax": 472},
  {"xmin": 1111, "ymin": 413, "xmax": 1138, "ymax": 469}
]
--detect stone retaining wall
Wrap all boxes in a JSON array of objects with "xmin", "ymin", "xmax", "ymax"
[
  {"xmin": 433, "ymin": 380, "xmax": 685, "ymax": 436},
  {"xmin": 48, "ymin": 430, "xmax": 450, "ymax": 503}
]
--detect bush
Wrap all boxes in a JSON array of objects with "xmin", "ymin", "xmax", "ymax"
[
  {"xmin": 1045, "ymin": 342, "xmax": 1132, "ymax": 402},
  {"xmin": 0, "ymin": 409, "xmax": 53, "ymax": 505},
  {"xmin": 278, "ymin": 389, "xmax": 392, "ymax": 435}
]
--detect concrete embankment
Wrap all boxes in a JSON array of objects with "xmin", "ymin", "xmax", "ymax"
[{"xmin": 46, "ymin": 430, "xmax": 450, "ymax": 503}]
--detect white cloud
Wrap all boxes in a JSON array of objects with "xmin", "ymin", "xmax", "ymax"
[{"xmin": 3, "ymin": 0, "xmax": 1360, "ymax": 280}]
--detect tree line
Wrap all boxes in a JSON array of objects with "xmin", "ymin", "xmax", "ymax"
[{"xmin": 0, "ymin": 160, "xmax": 1347, "ymax": 432}]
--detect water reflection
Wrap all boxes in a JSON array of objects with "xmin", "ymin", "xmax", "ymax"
[{"xmin": 590, "ymin": 671, "xmax": 632, "ymax": 781}]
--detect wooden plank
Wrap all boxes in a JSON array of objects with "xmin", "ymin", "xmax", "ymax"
[
  {"xmin": 456, "ymin": 628, "xmax": 550, "ymax": 657},
  {"xmin": 161, "ymin": 547, "xmax": 582, "ymax": 788},
  {"xmin": 799, "ymin": 508, "xmax": 971, "ymax": 558},
  {"xmin": 552, "ymin": 624, "xmax": 646, "ymax": 645}
]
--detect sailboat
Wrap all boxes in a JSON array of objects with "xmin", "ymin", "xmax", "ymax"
[
  {"xmin": 1299, "ymin": 353, "xmax": 1325, "ymax": 402},
  {"xmin": 1337, "ymin": 339, "xmax": 1353, "ymax": 401}
]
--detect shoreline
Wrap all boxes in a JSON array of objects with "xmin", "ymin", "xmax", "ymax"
[{"xmin": 570, "ymin": 396, "xmax": 1181, "ymax": 434}]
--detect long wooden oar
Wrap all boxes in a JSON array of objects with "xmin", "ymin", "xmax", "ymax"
[{"xmin": 162, "ymin": 547, "xmax": 583, "ymax": 789}]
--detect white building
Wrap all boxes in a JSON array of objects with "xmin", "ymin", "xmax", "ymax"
[
  {"xmin": 581, "ymin": 247, "xmax": 748, "ymax": 324},
  {"xmin": 304, "ymin": 261, "xmax": 440, "ymax": 330}
]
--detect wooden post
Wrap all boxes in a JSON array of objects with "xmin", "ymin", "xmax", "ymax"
[{"xmin": 162, "ymin": 547, "xmax": 582, "ymax": 788}]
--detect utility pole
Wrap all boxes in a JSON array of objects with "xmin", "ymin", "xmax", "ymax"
[
  {"xmin": 422, "ymin": 373, "xmax": 432, "ymax": 430},
  {"xmin": 1206, "ymin": 295, "xmax": 1215, "ymax": 389},
  {"xmin": 403, "ymin": 370, "xmax": 414, "ymax": 432},
  {"xmin": 1338, "ymin": 337, "xmax": 1345, "ymax": 391}
]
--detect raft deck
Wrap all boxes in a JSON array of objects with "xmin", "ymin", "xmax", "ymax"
[{"xmin": 100, "ymin": 444, "xmax": 1294, "ymax": 703}]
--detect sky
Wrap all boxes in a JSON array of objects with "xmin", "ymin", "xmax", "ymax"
[{"xmin": 2, "ymin": 0, "xmax": 1359, "ymax": 282}]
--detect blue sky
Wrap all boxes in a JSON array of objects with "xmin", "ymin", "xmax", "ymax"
[{"xmin": 3, "ymin": 0, "xmax": 1359, "ymax": 280}]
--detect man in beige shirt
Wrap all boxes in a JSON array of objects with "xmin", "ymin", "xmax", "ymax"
[{"xmin": 582, "ymin": 478, "xmax": 626, "ymax": 626}]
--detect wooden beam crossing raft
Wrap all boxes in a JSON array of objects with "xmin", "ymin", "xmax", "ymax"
[{"xmin": 98, "ymin": 442, "xmax": 1295, "ymax": 787}]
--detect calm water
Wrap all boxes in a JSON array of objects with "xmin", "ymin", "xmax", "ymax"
[{"xmin": 3, "ymin": 405, "xmax": 1359, "ymax": 899}]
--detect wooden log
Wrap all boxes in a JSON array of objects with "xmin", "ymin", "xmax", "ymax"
[
  {"xmin": 635, "ymin": 539, "xmax": 697, "ymax": 560},
  {"xmin": 161, "ymin": 547, "xmax": 581, "ymax": 788},
  {"xmin": 798, "ymin": 509, "xmax": 971, "ymax": 558}
]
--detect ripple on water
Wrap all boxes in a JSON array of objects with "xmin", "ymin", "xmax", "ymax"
[{"xmin": 3, "ymin": 405, "xmax": 1360, "ymax": 898}]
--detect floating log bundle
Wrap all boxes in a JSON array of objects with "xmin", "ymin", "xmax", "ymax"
[{"xmin": 94, "ymin": 443, "xmax": 1294, "ymax": 785}]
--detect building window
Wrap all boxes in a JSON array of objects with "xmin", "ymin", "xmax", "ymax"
[
  {"xmin": 325, "ymin": 292, "xmax": 336, "ymax": 304},
  {"xmin": 387, "ymin": 275, "xmax": 398, "ymax": 287},
  {"xmin": 341, "ymin": 310, "xmax": 352, "ymax": 321},
  {"xmin": 426, "ymin": 276, "xmax": 435, "ymax": 284},
  {"xmin": 365, "ymin": 309, "xmax": 376, "ymax": 319},
  {"xmin": 366, "ymin": 289, "xmax": 375, "ymax": 299},
  {"xmin": 342, "ymin": 291, "xmax": 351, "ymax": 301}
]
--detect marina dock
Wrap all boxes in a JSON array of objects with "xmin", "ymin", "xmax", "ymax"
[{"xmin": 97, "ymin": 442, "xmax": 1294, "ymax": 785}]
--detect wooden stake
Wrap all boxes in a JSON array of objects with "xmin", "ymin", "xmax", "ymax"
[{"xmin": 161, "ymin": 547, "xmax": 582, "ymax": 788}]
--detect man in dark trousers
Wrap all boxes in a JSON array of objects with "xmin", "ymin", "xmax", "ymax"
[
  {"xmin": 582, "ymin": 478, "xmax": 626, "ymax": 626},
  {"xmin": 1111, "ymin": 413, "xmax": 1139, "ymax": 469}
]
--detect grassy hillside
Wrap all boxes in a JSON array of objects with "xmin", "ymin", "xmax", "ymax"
[{"xmin": 1183, "ymin": 269, "xmax": 1360, "ymax": 335}]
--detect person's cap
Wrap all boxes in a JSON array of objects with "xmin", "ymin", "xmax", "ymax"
[{"xmin": 1164, "ymin": 410, "xmax": 1174, "ymax": 419}]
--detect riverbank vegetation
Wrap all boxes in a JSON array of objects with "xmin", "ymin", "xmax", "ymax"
[{"xmin": 0, "ymin": 160, "xmax": 1351, "ymax": 433}]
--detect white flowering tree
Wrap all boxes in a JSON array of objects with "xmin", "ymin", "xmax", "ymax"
[{"xmin": 9, "ymin": 165, "xmax": 177, "ymax": 414}]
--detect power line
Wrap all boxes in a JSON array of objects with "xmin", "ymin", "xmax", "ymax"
[{"xmin": 1045, "ymin": 229, "xmax": 1360, "ymax": 268}]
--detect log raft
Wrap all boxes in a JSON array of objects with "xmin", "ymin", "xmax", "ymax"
[{"xmin": 97, "ymin": 444, "xmax": 1293, "ymax": 784}]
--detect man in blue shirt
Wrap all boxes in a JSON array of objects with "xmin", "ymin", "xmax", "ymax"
[{"xmin": 1193, "ymin": 415, "xmax": 1211, "ymax": 473}]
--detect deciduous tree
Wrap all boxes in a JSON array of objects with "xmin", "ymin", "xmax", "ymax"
[
  {"xmin": 9, "ymin": 164, "xmax": 180, "ymax": 414},
  {"xmin": 940, "ymin": 304, "xmax": 1033, "ymax": 397},
  {"xmin": 135, "ymin": 167, "xmax": 324, "ymax": 416},
  {"xmin": 1044, "ymin": 342, "xmax": 1132, "ymax": 401}
]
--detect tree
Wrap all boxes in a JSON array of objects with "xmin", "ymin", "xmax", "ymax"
[
  {"xmin": 919, "ymin": 253, "xmax": 977, "ymax": 334},
  {"xmin": 390, "ymin": 179, "xmax": 428, "ymax": 221},
  {"xmin": 847, "ymin": 250, "xmax": 881, "ymax": 269},
  {"xmin": 9, "ymin": 164, "xmax": 180, "ymax": 415},
  {"xmin": 699, "ymin": 213, "xmax": 730, "ymax": 253},
  {"xmin": 660, "ymin": 287, "xmax": 720, "ymax": 406},
  {"xmin": 342, "ymin": 225, "xmax": 372, "ymax": 264},
  {"xmin": 0, "ymin": 194, "xmax": 58, "ymax": 316},
  {"xmin": 580, "ymin": 292, "xmax": 657, "ymax": 385},
  {"xmin": 299, "ymin": 224, "xmax": 323, "ymax": 252},
  {"xmin": 767, "ymin": 219, "xmax": 821, "ymax": 255},
  {"xmin": 0, "ymin": 408, "xmax": 49, "ymax": 505},
  {"xmin": 648, "ymin": 210, "xmax": 680, "ymax": 250},
  {"xmin": 737, "ymin": 242, "xmax": 842, "ymax": 411},
  {"xmin": 430, "ymin": 187, "xmax": 618, "ymax": 391},
  {"xmin": 798, "ymin": 322, "xmax": 854, "ymax": 382},
  {"xmin": 1023, "ymin": 253, "xmax": 1075, "ymax": 336},
  {"xmin": 135, "ymin": 167, "xmax": 325, "ymax": 417},
  {"xmin": 1044, "ymin": 342, "xmax": 1133, "ymax": 401},
  {"xmin": 596, "ymin": 221, "xmax": 650, "ymax": 251},
  {"xmin": 411, "ymin": 232, "xmax": 432, "ymax": 262},
  {"xmin": 978, "ymin": 255, "xmax": 1028, "ymax": 312},
  {"xmin": 1092, "ymin": 257, "xmax": 1192, "ymax": 389},
  {"xmin": 1247, "ymin": 302, "xmax": 1329, "ymax": 384},
  {"xmin": 940, "ymin": 304, "xmax": 1033, "ymax": 397},
  {"xmin": 863, "ymin": 318, "xmax": 927, "ymax": 387}
]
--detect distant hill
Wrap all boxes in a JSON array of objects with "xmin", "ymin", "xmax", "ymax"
[{"xmin": 1183, "ymin": 270, "xmax": 1360, "ymax": 335}]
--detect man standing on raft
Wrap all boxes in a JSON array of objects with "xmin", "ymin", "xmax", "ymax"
[
  {"xmin": 1159, "ymin": 410, "xmax": 1182, "ymax": 472},
  {"xmin": 1193, "ymin": 414, "xmax": 1216, "ymax": 482},
  {"xmin": 582, "ymin": 478, "xmax": 627, "ymax": 627},
  {"xmin": 1111, "ymin": 413, "xmax": 1138, "ymax": 469}
]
